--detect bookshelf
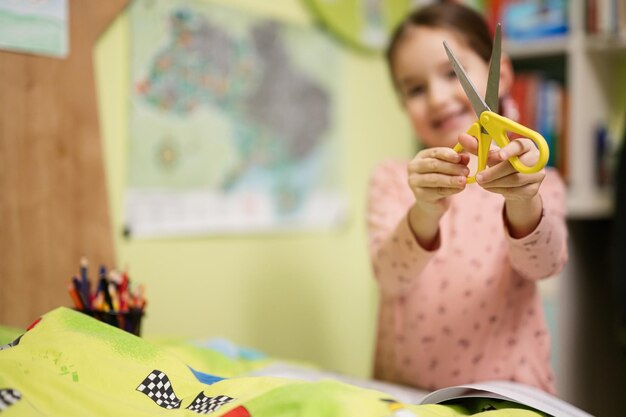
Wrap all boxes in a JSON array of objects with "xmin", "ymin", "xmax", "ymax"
[
  {"xmin": 503, "ymin": 2, "xmax": 623, "ymax": 219},
  {"xmin": 492, "ymin": 1, "xmax": 626, "ymax": 415}
]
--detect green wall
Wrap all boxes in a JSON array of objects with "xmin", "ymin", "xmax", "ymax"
[{"xmin": 94, "ymin": 0, "xmax": 414, "ymax": 378}]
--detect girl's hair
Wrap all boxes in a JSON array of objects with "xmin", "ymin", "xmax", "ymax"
[{"xmin": 386, "ymin": 2, "xmax": 492, "ymax": 85}]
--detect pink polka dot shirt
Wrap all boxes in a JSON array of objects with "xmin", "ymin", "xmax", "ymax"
[{"xmin": 367, "ymin": 161, "xmax": 568, "ymax": 394}]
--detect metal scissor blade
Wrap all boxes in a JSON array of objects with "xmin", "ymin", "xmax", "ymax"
[
  {"xmin": 485, "ymin": 24, "xmax": 501, "ymax": 113},
  {"xmin": 443, "ymin": 40, "xmax": 491, "ymax": 118}
]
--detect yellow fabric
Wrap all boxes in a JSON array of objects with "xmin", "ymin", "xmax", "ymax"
[{"xmin": 0, "ymin": 307, "xmax": 544, "ymax": 416}]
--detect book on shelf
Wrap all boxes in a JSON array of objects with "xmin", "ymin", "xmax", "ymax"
[
  {"xmin": 508, "ymin": 72, "xmax": 568, "ymax": 181},
  {"xmin": 509, "ymin": 72, "xmax": 539, "ymax": 133},
  {"xmin": 420, "ymin": 380, "xmax": 593, "ymax": 417},
  {"xmin": 476, "ymin": 0, "xmax": 568, "ymax": 41},
  {"xmin": 586, "ymin": 0, "xmax": 626, "ymax": 36},
  {"xmin": 538, "ymin": 78, "xmax": 561, "ymax": 169}
]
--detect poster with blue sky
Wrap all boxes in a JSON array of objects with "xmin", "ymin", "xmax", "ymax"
[{"xmin": 0, "ymin": 0, "xmax": 68, "ymax": 58}]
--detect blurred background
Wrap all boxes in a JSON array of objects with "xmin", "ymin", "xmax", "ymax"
[{"xmin": 1, "ymin": 0, "xmax": 625, "ymax": 415}]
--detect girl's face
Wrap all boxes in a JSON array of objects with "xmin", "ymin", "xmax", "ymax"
[{"xmin": 391, "ymin": 26, "xmax": 490, "ymax": 148}]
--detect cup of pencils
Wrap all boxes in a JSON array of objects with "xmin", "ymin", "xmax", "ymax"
[{"xmin": 68, "ymin": 257, "xmax": 147, "ymax": 336}]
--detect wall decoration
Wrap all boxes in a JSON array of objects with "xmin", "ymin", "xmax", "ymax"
[
  {"xmin": 0, "ymin": 0, "xmax": 68, "ymax": 57},
  {"xmin": 126, "ymin": 0, "xmax": 345, "ymax": 237},
  {"xmin": 302, "ymin": 0, "xmax": 415, "ymax": 53}
]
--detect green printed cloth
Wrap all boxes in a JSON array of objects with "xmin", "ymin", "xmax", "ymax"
[
  {"xmin": 0, "ymin": 307, "xmax": 545, "ymax": 416},
  {"xmin": 0, "ymin": 325, "xmax": 23, "ymax": 346}
]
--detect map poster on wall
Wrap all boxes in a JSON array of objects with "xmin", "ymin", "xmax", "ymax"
[
  {"xmin": 125, "ymin": 0, "xmax": 346, "ymax": 237},
  {"xmin": 0, "ymin": 0, "xmax": 68, "ymax": 58}
]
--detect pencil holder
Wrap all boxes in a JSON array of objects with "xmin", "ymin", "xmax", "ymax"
[
  {"xmin": 79, "ymin": 309, "xmax": 144, "ymax": 336},
  {"xmin": 68, "ymin": 259, "xmax": 148, "ymax": 336}
]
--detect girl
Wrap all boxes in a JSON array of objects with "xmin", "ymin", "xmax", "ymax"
[{"xmin": 367, "ymin": 2, "xmax": 568, "ymax": 394}]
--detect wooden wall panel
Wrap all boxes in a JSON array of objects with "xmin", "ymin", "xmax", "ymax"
[{"xmin": 0, "ymin": 0, "xmax": 128, "ymax": 328}]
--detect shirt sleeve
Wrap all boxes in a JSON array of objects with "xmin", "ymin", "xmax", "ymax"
[
  {"xmin": 504, "ymin": 168, "xmax": 568, "ymax": 280},
  {"xmin": 367, "ymin": 160, "xmax": 437, "ymax": 297}
]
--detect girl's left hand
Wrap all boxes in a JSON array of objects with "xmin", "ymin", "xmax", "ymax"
[{"xmin": 457, "ymin": 133, "xmax": 546, "ymax": 201}]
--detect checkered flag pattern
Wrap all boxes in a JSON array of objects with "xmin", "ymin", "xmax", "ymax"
[
  {"xmin": 0, "ymin": 389, "xmax": 21, "ymax": 411},
  {"xmin": 186, "ymin": 393, "xmax": 234, "ymax": 414},
  {"xmin": 136, "ymin": 370, "xmax": 182, "ymax": 409}
]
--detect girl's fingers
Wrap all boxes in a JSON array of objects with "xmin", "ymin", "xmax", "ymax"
[
  {"xmin": 499, "ymin": 138, "xmax": 529, "ymax": 160},
  {"xmin": 478, "ymin": 171, "xmax": 544, "ymax": 189},
  {"xmin": 410, "ymin": 158, "xmax": 470, "ymax": 176},
  {"xmin": 478, "ymin": 138, "xmax": 540, "ymax": 183},
  {"xmin": 457, "ymin": 133, "xmax": 479, "ymax": 155},
  {"xmin": 458, "ymin": 134, "xmax": 505, "ymax": 168},
  {"xmin": 419, "ymin": 146, "xmax": 465, "ymax": 163},
  {"xmin": 499, "ymin": 138, "xmax": 540, "ymax": 166},
  {"xmin": 486, "ymin": 148, "xmax": 504, "ymax": 166},
  {"xmin": 476, "ymin": 158, "xmax": 517, "ymax": 183},
  {"xmin": 409, "ymin": 172, "xmax": 467, "ymax": 189},
  {"xmin": 458, "ymin": 152, "xmax": 471, "ymax": 166},
  {"xmin": 419, "ymin": 185, "xmax": 466, "ymax": 198},
  {"xmin": 409, "ymin": 147, "xmax": 470, "ymax": 179}
]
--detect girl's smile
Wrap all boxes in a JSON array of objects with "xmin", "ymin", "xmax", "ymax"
[
  {"xmin": 390, "ymin": 26, "xmax": 511, "ymax": 149},
  {"xmin": 431, "ymin": 106, "xmax": 473, "ymax": 133}
]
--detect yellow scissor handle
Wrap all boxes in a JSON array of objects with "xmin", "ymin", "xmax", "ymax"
[
  {"xmin": 454, "ymin": 111, "xmax": 550, "ymax": 183},
  {"xmin": 453, "ymin": 121, "xmax": 490, "ymax": 184},
  {"xmin": 480, "ymin": 111, "xmax": 550, "ymax": 174}
]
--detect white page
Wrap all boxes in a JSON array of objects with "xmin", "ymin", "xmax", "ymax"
[{"xmin": 421, "ymin": 380, "xmax": 594, "ymax": 417}]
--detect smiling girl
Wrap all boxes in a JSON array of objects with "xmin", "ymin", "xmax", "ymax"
[{"xmin": 367, "ymin": 2, "xmax": 568, "ymax": 394}]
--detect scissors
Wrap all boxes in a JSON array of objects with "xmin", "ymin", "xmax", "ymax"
[{"xmin": 443, "ymin": 24, "xmax": 549, "ymax": 184}]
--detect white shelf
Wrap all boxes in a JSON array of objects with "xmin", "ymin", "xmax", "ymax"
[
  {"xmin": 504, "ymin": 35, "xmax": 570, "ymax": 59},
  {"xmin": 585, "ymin": 34, "xmax": 626, "ymax": 53},
  {"xmin": 566, "ymin": 187, "xmax": 614, "ymax": 219}
]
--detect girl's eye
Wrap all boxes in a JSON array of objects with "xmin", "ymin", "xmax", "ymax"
[
  {"xmin": 446, "ymin": 69, "xmax": 457, "ymax": 79},
  {"xmin": 405, "ymin": 84, "xmax": 425, "ymax": 98}
]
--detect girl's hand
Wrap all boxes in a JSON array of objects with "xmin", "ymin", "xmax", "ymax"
[
  {"xmin": 457, "ymin": 133, "xmax": 545, "ymax": 201},
  {"xmin": 407, "ymin": 147, "xmax": 470, "ymax": 215}
]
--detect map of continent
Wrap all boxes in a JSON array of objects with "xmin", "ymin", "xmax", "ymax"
[{"xmin": 127, "ymin": 0, "xmax": 344, "ymax": 235}]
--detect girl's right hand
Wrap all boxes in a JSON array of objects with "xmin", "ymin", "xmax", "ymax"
[{"xmin": 407, "ymin": 147, "xmax": 470, "ymax": 215}]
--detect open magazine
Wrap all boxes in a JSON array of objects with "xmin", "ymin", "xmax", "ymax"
[
  {"xmin": 248, "ymin": 362, "xmax": 592, "ymax": 416},
  {"xmin": 420, "ymin": 380, "xmax": 593, "ymax": 417}
]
